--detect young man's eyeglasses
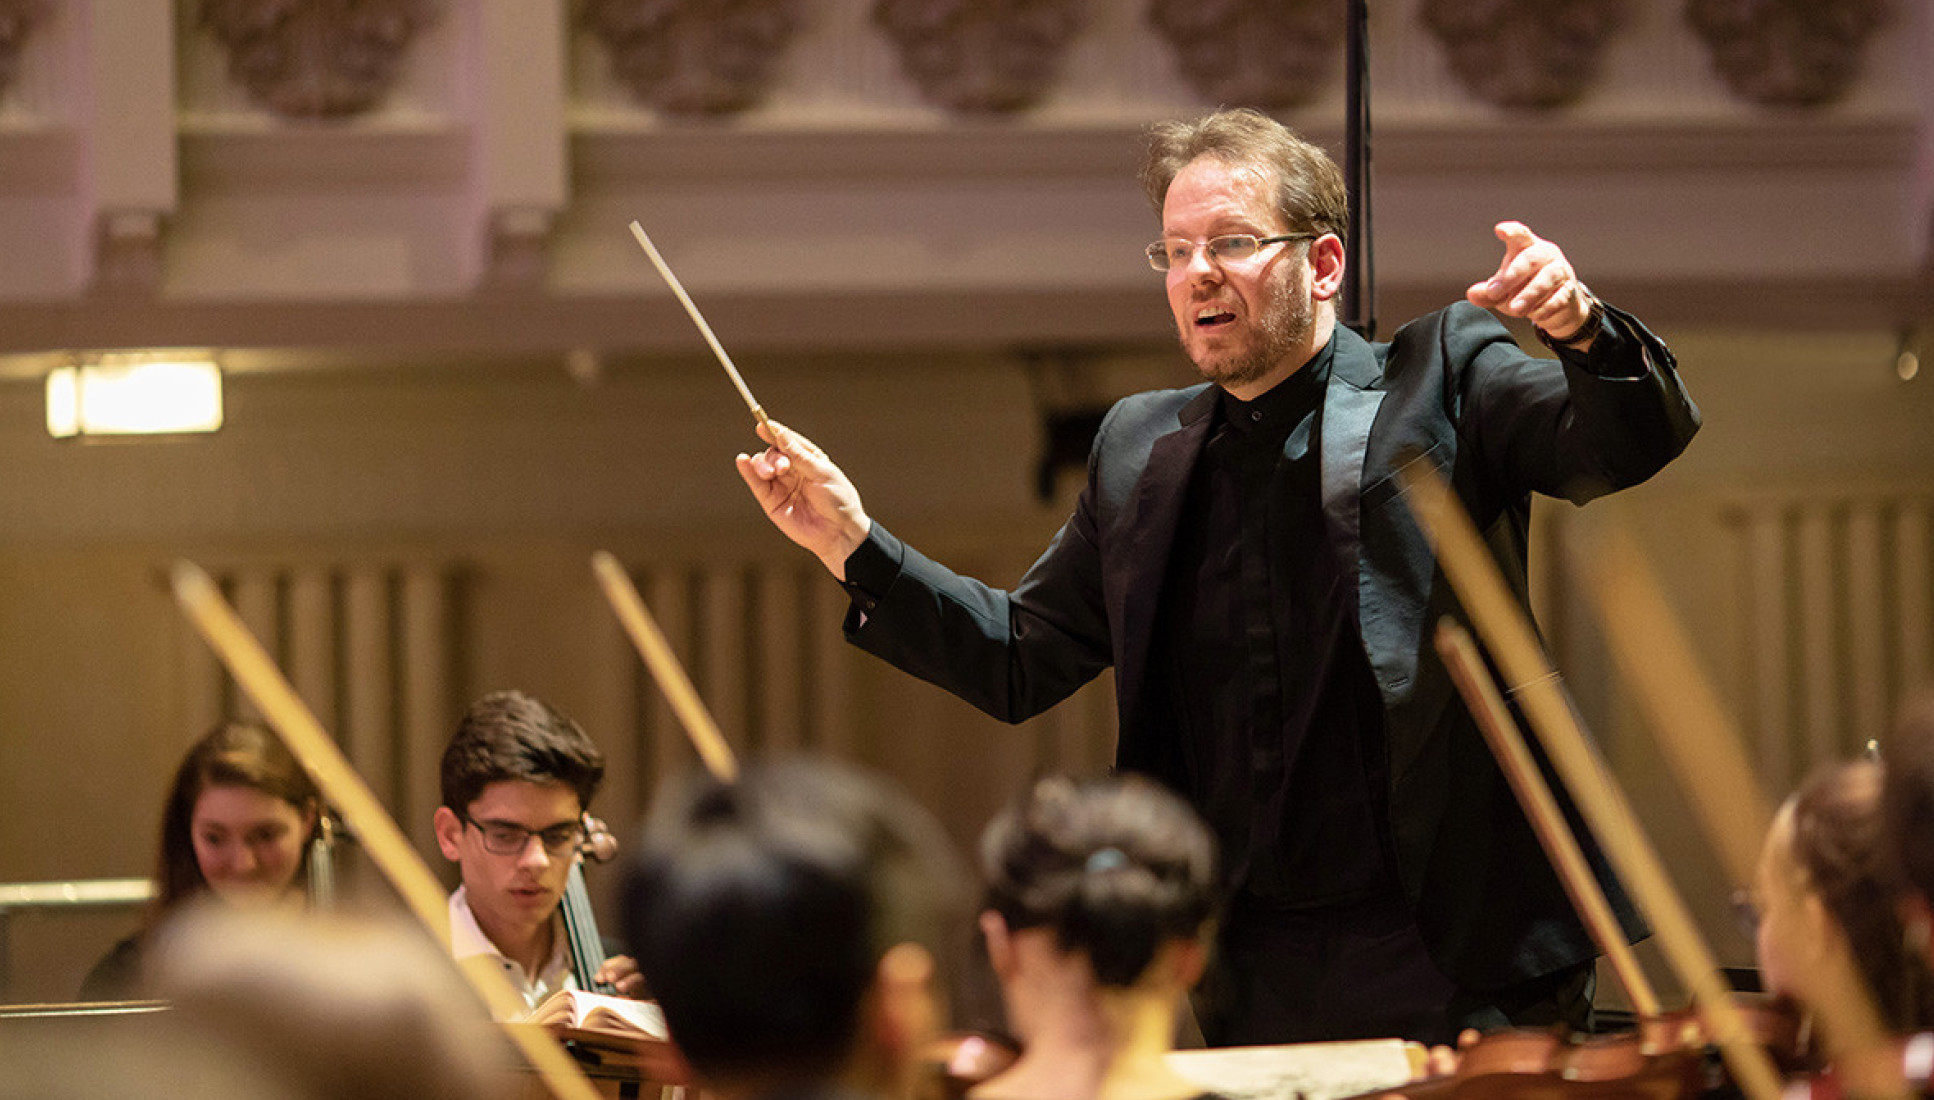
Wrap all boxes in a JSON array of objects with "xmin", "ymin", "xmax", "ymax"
[
  {"xmin": 1145, "ymin": 233, "xmax": 1317, "ymax": 272},
  {"xmin": 460, "ymin": 812, "xmax": 586, "ymax": 857}
]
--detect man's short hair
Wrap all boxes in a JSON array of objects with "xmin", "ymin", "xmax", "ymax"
[
  {"xmin": 1139, "ymin": 107, "xmax": 1349, "ymax": 241},
  {"xmin": 1883, "ymin": 693, "xmax": 1934, "ymax": 903},
  {"xmin": 438, "ymin": 690, "xmax": 604, "ymax": 814},
  {"xmin": 619, "ymin": 757, "xmax": 964, "ymax": 1084}
]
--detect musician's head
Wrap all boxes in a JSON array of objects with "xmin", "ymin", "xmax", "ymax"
[
  {"xmin": 157, "ymin": 721, "xmax": 321, "ymax": 916},
  {"xmin": 1140, "ymin": 108, "xmax": 1348, "ymax": 400},
  {"xmin": 1755, "ymin": 756, "xmax": 1934, "ymax": 1032},
  {"xmin": 620, "ymin": 757, "xmax": 965, "ymax": 1100},
  {"xmin": 978, "ymin": 775, "xmax": 1218, "ymax": 1034},
  {"xmin": 1883, "ymin": 693, "xmax": 1934, "ymax": 975},
  {"xmin": 433, "ymin": 690, "xmax": 605, "ymax": 951},
  {"xmin": 152, "ymin": 907, "xmax": 514, "ymax": 1100}
]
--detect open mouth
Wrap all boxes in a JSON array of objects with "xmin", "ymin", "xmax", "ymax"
[{"xmin": 1195, "ymin": 306, "xmax": 1236, "ymax": 328}]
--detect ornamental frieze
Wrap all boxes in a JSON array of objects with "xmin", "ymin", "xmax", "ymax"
[
  {"xmin": 580, "ymin": 0, "xmax": 802, "ymax": 116},
  {"xmin": 873, "ymin": 0, "xmax": 1085, "ymax": 113},
  {"xmin": 199, "ymin": 0, "xmax": 439, "ymax": 119},
  {"xmin": 0, "ymin": 0, "xmax": 49, "ymax": 99},
  {"xmin": 1421, "ymin": 0, "xmax": 1625, "ymax": 110},
  {"xmin": 1686, "ymin": 0, "xmax": 1887, "ymax": 107},
  {"xmin": 1147, "ymin": 0, "xmax": 1340, "ymax": 110}
]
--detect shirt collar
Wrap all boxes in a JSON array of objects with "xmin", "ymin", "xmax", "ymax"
[
  {"xmin": 1218, "ymin": 336, "xmax": 1334, "ymax": 435},
  {"xmin": 447, "ymin": 885, "xmax": 572, "ymax": 1015}
]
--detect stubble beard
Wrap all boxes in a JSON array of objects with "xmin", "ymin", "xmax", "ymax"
[{"xmin": 1181, "ymin": 271, "xmax": 1313, "ymax": 393}]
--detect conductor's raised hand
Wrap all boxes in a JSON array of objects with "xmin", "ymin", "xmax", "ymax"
[
  {"xmin": 1467, "ymin": 221, "xmax": 1597, "ymax": 349},
  {"xmin": 736, "ymin": 420, "xmax": 872, "ymax": 581}
]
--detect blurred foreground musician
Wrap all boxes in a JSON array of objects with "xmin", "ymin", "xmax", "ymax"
[
  {"xmin": 1749, "ymin": 758, "xmax": 1934, "ymax": 1041},
  {"xmin": 1880, "ymin": 696, "xmax": 1934, "ymax": 1096},
  {"xmin": 620, "ymin": 757, "xmax": 966, "ymax": 1100},
  {"xmin": 7, "ymin": 907, "xmax": 515, "ymax": 1100},
  {"xmin": 972, "ymin": 774, "xmax": 1223, "ymax": 1100}
]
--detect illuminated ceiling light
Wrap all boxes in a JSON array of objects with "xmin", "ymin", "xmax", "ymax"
[{"xmin": 46, "ymin": 354, "xmax": 225, "ymax": 439}]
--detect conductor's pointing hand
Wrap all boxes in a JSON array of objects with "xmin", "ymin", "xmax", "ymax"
[{"xmin": 1467, "ymin": 221, "xmax": 1598, "ymax": 350}]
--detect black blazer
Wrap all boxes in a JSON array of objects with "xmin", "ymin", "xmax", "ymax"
[{"xmin": 844, "ymin": 300, "xmax": 1700, "ymax": 988}]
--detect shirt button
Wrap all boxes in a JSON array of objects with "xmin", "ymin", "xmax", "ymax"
[{"xmin": 1250, "ymin": 410, "xmax": 1264, "ymax": 423}]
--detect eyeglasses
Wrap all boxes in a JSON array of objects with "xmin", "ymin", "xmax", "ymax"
[
  {"xmin": 1145, "ymin": 233, "xmax": 1317, "ymax": 272},
  {"xmin": 460, "ymin": 812, "xmax": 586, "ymax": 857}
]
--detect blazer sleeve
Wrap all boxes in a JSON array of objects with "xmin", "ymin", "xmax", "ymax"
[
  {"xmin": 838, "ymin": 445, "xmax": 1116, "ymax": 726},
  {"xmin": 1441, "ymin": 300, "xmax": 1701, "ymax": 504}
]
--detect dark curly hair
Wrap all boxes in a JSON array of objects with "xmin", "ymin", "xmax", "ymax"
[{"xmin": 980, "ymin": 774, "xmax": 1219, "ymax": 988}]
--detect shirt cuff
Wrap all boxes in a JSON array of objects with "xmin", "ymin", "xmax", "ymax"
[
  {"xmin": 1554, "ymin": 307, "xmax": 1642, "ymax": 379},
  {"xmin": 839, "ymin": 523, "xmax": 903, "ymax": 615}
]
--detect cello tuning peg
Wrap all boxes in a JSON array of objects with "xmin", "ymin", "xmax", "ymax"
[{"xmin": 582, "ymin": 815, "xmax": 620, "ymax": 863}]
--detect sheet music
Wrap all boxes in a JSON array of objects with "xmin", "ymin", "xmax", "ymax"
[{"xmin": 1167, "ymin": 1038, "xmax": 1421, "ymax": 1100}]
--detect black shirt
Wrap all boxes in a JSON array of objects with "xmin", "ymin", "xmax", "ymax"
[{"xmin": 1152, "ymin": 339, "xmax": 1396, "ymax": 908}]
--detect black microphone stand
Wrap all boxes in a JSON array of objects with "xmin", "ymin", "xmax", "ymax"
[{"xmin": 1342, "ymin": 0, "xmax": 1375, "ymax": 340}]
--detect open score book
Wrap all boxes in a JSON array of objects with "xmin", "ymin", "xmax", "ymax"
[{"xmin": 523, "ymin": 989, "xmax": 668, "ymax": 1039}]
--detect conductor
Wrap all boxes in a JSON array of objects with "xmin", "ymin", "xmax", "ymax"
[{"xmin": 737, "ymin": 108, "xmax": 1700, "ymax": 1045}]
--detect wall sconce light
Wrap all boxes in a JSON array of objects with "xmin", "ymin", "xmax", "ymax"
[{"xmin": 45, "ymin": 353, "xmax": 224, "ymax": 439}]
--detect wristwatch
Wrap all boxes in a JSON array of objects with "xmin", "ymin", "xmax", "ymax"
[{"xmin": 1536, "ymin": 285, "xmax": 1605, "ymax": 352}]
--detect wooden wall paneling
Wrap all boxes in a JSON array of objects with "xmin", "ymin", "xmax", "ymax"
[
  {"xmin": 1740, "ymin": 505, "xmax": 1794, "ymax": 791},
  {"xmin": 1843, "ymin": 502, "xmax": 1889, "ymax": 747},
  {"xmin": 341, "ymin": 566, "xmax": 396, "ymax": 815},
  {"xmin": 697, "ymin": 563, "xmax": 750, "ymax": 754},
  {"xmin": 229, "ymin": 569, "xmax": 281, "ymax": 725},
  {"xmin": 286, "ymin": 567, "xmax": 338, "ymax": 737},
  {"xmin": 1795, "ymin": 506, "xmax": 1843, "ymax": 766},
  {"xmin": 400, "ymin": 565, "xmax": 450, "ymax": 856},
  {"xmin": 175, "ymin": 590, "xmax": 226, "ymax": 740},
  {"xmin": 580, "ymin": 577, "xmax": 644, "ymax": 841},
  {"xmin": 641, "ymin": 566, "xmax": 697, "ymax": 789},
  {"xmin": 808, "ymin": 571, "xmax": 858, "ymax": 760},
  {"xmin": 1897, "ymin": 501, "xmax": 1933, "ymax": 700},
  {"xmin": 754, "ymin": 562, "xmax": 808, "ymax": 755}
]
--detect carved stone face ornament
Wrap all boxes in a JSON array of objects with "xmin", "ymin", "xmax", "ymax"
[
  {"xmin": 1421, "ymin": 0, "xmax": 1626, "ymax": 110},
  {"xmin": 581, "ymin": 0, "xmax": 802, "ymax": 116},
  {"xmin": 0, "ymin": 0, "xmax": 50, "ymax": 99},
  {"xmin": 1147, "ymin": 0, "xmax": 1340, "ymax": 110},
  {"xmin": 874, "ymin": 0, "xmax": 1085, "ymax": 113},
  {"xmin": 199, "ymin": 0, "xmax": 439, "ymax": 119},
  {"xmin": 1686, "ymin": 0, "xmax": 1887, "ymax": 108}
]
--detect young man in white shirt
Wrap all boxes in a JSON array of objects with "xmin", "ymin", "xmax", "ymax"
[{"xmin": 433, "ymin": 689, "xmax": 643, "ymax": 1014}]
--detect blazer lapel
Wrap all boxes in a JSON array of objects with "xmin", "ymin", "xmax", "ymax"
[
  {"xmin": 1320, "ymin": 326, "xmax": 1386, "ymax": 583},
  {"xmin": 1110, "ymin": 386, "xmax": 1216, "ymax": 698}
]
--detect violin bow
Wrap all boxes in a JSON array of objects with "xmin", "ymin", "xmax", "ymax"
[
  {"xmin": 170, "ymin": 562, "xmax": 608, "ymax": 1100},
  {"xmin": 1434, "ymin": 619, "xmax": 1663, "ymax": 1020},
  {"xmin": 1395, "ymin": 460, "xmax": 1785, "ymax": 1100},
  {"xmin": 1578, "ymin": 527, "xmax": 1901, "ymax": 1096},
  {"xmin": 591, "ymin": 551, "xmax": 741, "ymax": 783},
  {"xmin": 629, "ymin": 220, "xmax": 770, "ymax": 431}
]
